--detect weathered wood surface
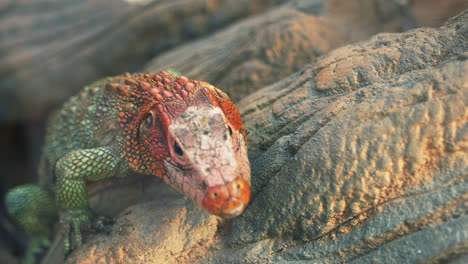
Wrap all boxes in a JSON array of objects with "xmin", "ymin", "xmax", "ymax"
[{"xmin": 64, "ymin": 9, "xmax": 468, "ymax": 264}]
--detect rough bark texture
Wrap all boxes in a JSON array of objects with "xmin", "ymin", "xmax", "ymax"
[
  {"xmin": 1, "ymin": 0, "xmax": 467, "ymax": 263},
  {"xmin": 63, "ymin": 9, "xmax": 468, "ymax": 264}
]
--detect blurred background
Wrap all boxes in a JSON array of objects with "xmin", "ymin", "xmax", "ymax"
[{"xmin": 0, "ymin": 0, "xmax": 466, "ymax": 262}]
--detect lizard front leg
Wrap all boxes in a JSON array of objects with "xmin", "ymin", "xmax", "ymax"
[{"xmin": 55, "ymin": 147, "xmax": 120, "ymax": 252}]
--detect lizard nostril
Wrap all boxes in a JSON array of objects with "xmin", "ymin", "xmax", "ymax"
[{"xmin": 203, "ymin": 179, "xmax": 250, "ymax": 218}]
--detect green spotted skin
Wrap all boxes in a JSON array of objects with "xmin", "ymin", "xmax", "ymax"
[
  {"xmin": 40, "ymin": 76, "xmax": 132, "ymax": 185},
  {"xmin": 55, "ymin": 148, "xmax": 120, "ymax": 209},
  {"xmin": 37, "ymin": 75, "xmax": 139, "ymax": 211},
  {"xmin": 7, "ymin": 75, "xmax": 137, "ymax": 262},
  {"xmin": 5, "ymin": 71, "xmax": 242, "ymax": 263},
  {"xmin": 6, "ymin": 185, "xmax": 56, "ymax": 264},
  {"xmin": 36, "ymin": 76, "xmax": 137, "ymax": 253}
]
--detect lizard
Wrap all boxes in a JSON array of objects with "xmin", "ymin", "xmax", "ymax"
[{"xmin": 5, "ymin": 70, "xmax": 251, "ymax": 264}]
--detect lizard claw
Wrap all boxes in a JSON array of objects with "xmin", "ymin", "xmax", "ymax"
[
  {"xmin": 59, "ymin": 208, "xmax": 92, "ymax": 255},
  {"xmin": 59, "ymin": 209, "xmax": 114, "ymax": 255}
]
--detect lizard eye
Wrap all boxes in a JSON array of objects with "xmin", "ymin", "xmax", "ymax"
[
  {"xmin": 223, "ymin": 125, "xmax": 233, "ymax": 141},
  {"xmin": 174, "ymin": 141, "xmax": 183, "ymax": 157},
  {"xmin": 143, "ymin": 112, "xmax": 153, "ymax": 128}
]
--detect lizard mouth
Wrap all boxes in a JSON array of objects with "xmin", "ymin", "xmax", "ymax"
[{"xmin": 202, "ymin": 177, "xmax": 251, "ymax": 219}]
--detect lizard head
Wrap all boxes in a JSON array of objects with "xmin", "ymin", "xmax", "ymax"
[
  {"xmin": 120, "ymin": 72, "xmax": 250, "ymax": 219},
  {"xmin": 164, "ymin": 102, "xmax": 251, "ymax": 219}
]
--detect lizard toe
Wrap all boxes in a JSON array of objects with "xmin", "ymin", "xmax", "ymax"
[{"xmin": 59, "ymin": 208, "xmax": 92, "ymax": 254}]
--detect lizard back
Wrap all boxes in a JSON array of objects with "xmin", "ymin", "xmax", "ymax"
[{"xmin": 38, "ymin": 77, "xmax": 126, "ymax": 186}]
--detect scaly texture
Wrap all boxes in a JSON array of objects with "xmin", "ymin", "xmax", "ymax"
[
  {"xmin": 5, "ymin": 185, "xmax": 56, "ymax": 264},
  {"xmin": 6, "ymin": 71, "xmax": 251, "ymax": 263}
]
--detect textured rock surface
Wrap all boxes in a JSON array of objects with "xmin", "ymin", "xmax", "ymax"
[
  {"xmin": 62, "ymin": 9, "xmax": 468, "ymax": 264},
  {"xmin": 0, "ymin": 0, "xmax": 289, "ymax": 121},
  {"xmin": 146, "ymin": 0, "xmax": 465, "ymax": 102},
  {"xmin": 145, "ymin": 0, "xmax": 419, "ymax": 102},
  {"xmin": 145, "ymin": 5, "xmax": 348, "ymax": 102},
  {"xmin": 1, "ymin": 1, "xmax": 467, "ymax": 263},
  {"xmin": 1, "ymin": 0, "xmax": 464, "ymax": 186}
]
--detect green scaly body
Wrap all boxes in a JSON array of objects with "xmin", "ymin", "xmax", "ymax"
[
  {"xmin": 5, "ymin": 70, "xmax": 251, "ymax": 264},
  {"xmin": 7, "ymin": 75, "xmax": 139, "ymax": 263}
]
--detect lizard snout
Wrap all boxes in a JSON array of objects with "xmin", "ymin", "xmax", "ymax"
[{"xmin": 202, "ymin": 177, "xmax": 250, "ymax": 219}]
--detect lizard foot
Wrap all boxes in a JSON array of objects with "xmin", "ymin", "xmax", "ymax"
[
  {"xmin": 59, "ymin": 208, "xmax": 92, "ymax": 255},
  {"xmin": 59, "ymin": 209, "xmax": 114, "ymax": 255}
]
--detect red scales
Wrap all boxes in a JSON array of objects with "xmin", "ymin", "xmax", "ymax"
[{"xmin": 107, "ymin": 71, "xmax": 209, "ymax": 177}]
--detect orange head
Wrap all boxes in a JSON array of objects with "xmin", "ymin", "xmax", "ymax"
[{"xmin": 117, "ymin": 72, "xmax": 251, "ymax": 218}]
